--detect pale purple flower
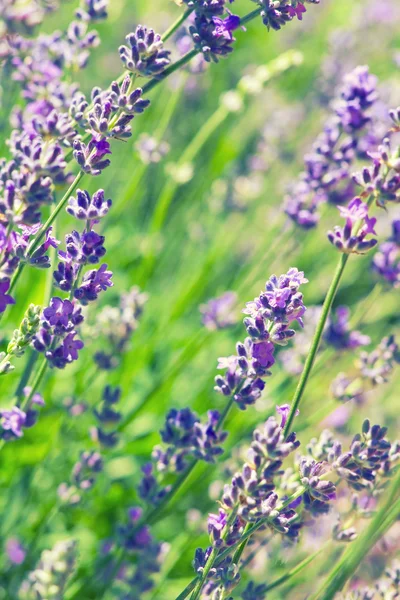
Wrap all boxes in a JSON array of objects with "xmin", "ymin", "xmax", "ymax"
[
  {"xmin": 0, "ymin": 407, "xmax": 26, "ymax": 438},
  {"xmin": 23, "ymin": 387, "xmax": 45, "ymax": 406},
  {"xmin": 6, "ymin": 538, "xmax": 26, "ymax": 565}
]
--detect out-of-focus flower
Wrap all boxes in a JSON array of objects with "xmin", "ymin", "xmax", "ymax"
[{"xmin": 200, "ymin": 291, "xmax": 237, "ymax": 330}]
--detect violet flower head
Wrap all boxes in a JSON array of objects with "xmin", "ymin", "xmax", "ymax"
[
  {"xmin": 200, "ymin": 291, "xmax": 237, "ymax": 330},
  {"xmin": 139, "ymin": 408, "xmax": 227, "ymax": 506},
  {"xmin": 327, "ymin": 197, "xmax": 377, "ymax": 254},
  {"xmin": 276, "ymin": 403, "xmax": 299, "ymax": 428},
  {"xmin": 119, "ymin": 26, "xmax": 171, "ymax": 78},
  {"xmin": 73, "ymin": 136, "xmax": 111, "ymax": 176},
  {"xmin": 0, "ymin": 406, "xmax": 26, "ymax": 440},
  {"xmin": 33, "ymin": 298, "xmax": 84, "ymax": 369},
  {"xmin": 6, "ymin": 538, "xmax": 26, "ymax": 565},
  {"xmin": 372, "ymin": 220, "xmax": 400, "ymax": 287},
  {"xmin": 183, "ymin": 0, "xmax": 226, "ymax": 17},
  {"xmin": 284, "ymin": 66, "xmax": 378, "ymax": 230},
  {"xmin": 75, "ymin": 0, "xmax": 109, "ymax": 22},
  {"xmin": 67, "ymin": 188, "xmax": 112, "ymax": 221},
  {"xmin": 215, "ymin": 268, "xmax": 307, "ymax": 409},
  {"xmin": 324, "ymin": 305, "xmax": 370, "ymax": 350},
  {"xmin": 254, "ymin": 0, "xmax": 318, "ymax": 31},
  {"xmin": 43, "ymin": 297, "xmax": 74, "ymax": 327},
  {"xmin": 189, "ymin": 13, "xmax": 238, "ymax": 63}
]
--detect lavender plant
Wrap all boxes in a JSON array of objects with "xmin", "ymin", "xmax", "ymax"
[{"xmin": 0, "ymin": 2, "xmax": 399, "ymax": 600}]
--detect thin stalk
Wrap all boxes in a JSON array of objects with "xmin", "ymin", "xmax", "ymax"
[
  {"xmin": 283, "ymin": 252, "xmax": 349, "ymax": 437},
  {"xmin": 162, "ymin": 8, "xmax": 194, "ymax": 41}
]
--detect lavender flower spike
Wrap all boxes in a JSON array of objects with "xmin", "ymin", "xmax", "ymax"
[
  {"xmin": 119, "ymin": 26, "xmax": 171, "ymax": 77},
  {"xmin": 215, "ymin": 268, "xmax": 307, "ymax": 409},
  {"xmin": 327, "ymin": 197, "xmax": 377, "ymax": 254}
]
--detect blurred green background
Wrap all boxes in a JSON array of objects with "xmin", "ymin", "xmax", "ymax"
[{"xmin": 0, "ymin": 0, "xmax": 399, "ymax": 597}]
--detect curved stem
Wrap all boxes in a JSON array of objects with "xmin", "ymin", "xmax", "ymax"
[
  {"xmin": 283, "ymin": 252, "xmax": 349, "ymax": 437},
  {"xmin": 162, "ymin": 8, "xmax": 194, "ymax": 42}
]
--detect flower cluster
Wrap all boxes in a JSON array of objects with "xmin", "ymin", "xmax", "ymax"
[
  {"xmin": 139, "ymin": 408, "xmax": 227, "ymax": 506},
  {"xmin": 254, "ymin": 0, "xmax": 317, "ymax": 31},
  {"xmin": 372, "ymin": 220, "xmax": 400, "ymax": 287},
  {"xmin": 86, "ymin": 285, "xmax": 148, "ymax": 371},
  {"xmin": 108, "ymin": 507, "xmax": 164, "ymax": 598},
  {"xmin": 217, "ymin": 415, "xmax": 301, "ymax": 526},
  {"xmin": 32, "ymin": 297, "xmax": 84, "ymax": 368},
  {"xmin": 332, "ymin": 335, "xmax": 400, "ymax": 404},
  {"xmin": 119, "ymin": 25, "xmax": 171, "ymax": 77},
  {"xmin": 284, "ymin": 66, "xmax": 379, "ymax": 229},
  {"xmin": 58, "ymin": 451, "xmax": 103, "ymax": 505},
  {"xmin": 327, "ymin": 197, "xmax": 377, "ymax": 254},
  {"xmin": 193, "ymin": 408, "xmax": 337, "ymax": 597},
  {"xmin": 353, "ymin": 132, "xmax": 400, "ymax": 208},
  {"xmin": 52, "ymin": 190, "xmax": 113, "ymax": 304},
  {"xmin": 215, "ymin": 268, "xmax": 307, "ymax": 409},
  {"xmin": 308, "ymin": 419, "xmax": 399, "ymax": 496},
  {"xmin": 19, "ymin": 540, "xmax": 77, "ymax": 600}
]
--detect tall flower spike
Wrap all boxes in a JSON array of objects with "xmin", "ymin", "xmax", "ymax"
[
  {"xmin": 215, "ymin": 268, "xmax": 307, "ymax": 409},
  {"xmin": 284, "ymin": 66, "xmax": 378, "ymax": 229},
  {"xmin": 138, "ymin": 408, "xmax": 227, "ymax": 506}
]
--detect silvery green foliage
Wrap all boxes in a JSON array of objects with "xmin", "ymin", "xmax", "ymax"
[
  {"xmin": 20, "ymin": 540, "xmax": 77, "ymax": 600},
  {"xmin": 0, "ymin": 304, "xmax": 41, "ymax": 375}
]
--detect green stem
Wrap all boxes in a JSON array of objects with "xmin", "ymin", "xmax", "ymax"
[
  {"xmin": 162, "ymin": 8, "xmax": 194, "ymax": 41},
  {"xmin": 283, "ymin": 252, "xmax": 349, "ymax": 437},
  {"xmin": 142, "ymin": 48, "xmax": 199, "ymax": 95},
  {"xmin": 241, "ymin": 7, "xmax": 262, "ymax": 25}
]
